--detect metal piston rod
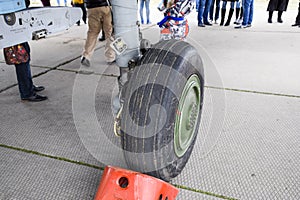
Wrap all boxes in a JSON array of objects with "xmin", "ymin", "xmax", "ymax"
[{"xmin": 111, "ymin": 0, "xmax": 141, "ymax": 117}]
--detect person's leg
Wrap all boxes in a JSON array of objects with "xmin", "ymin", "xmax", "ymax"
[
  {"xmin": 82, "ymin": 7, "xmax": 101, "ymax": 61},
  {"xmin": 145, "ymin": 0, "xmax": 150, "ymax": 24},
  {"xmin": 139, "ymin": 0, "xmax": 145, "ymax": 24},
  {"xmin": 203, "ymin": 0, "xmax": 213, "ymax": 24},
  {"xmin": 277, "ymin": 11, "xmax": 283, "ymax": 23},
  {"xmin": 57, "ymin": 0, "xmax": 60, "ymax": 6},
  {"xmin": 215, "ymin": 0, "xmax": 221, "ymax": 21},
  {"xmin": 198, "ymin": 0, "xmax": 206, "ymax": 26},
  {"xmin": 236, "ymin": 1, "xmax": 241, "ymax": 9},
  {"xmin": 81, "ymin": 3, "xmax": 87, "ymax": 24},
  {"xmin": 268, "ymin": 11, "xmax": 273, "ymax": 23},
  {"xmin": 230, "ymin": 1, "xmax": 234, "ymax": 9},
  {"xmin": 292, "ymin": 2, "xmax": 300, "ymax": 26},
  {"xmin": 225, "ymin": 1, "xmax": 234, "ymax": 26},
  {"xmin": 242, "ymin": 0, "xmax": 250, "ymax": 26},
  {"xmin": 102, "ymin": 6, "xmax": 115, "ymax": 63},
  {"xmin": 220, "ymin": 1, "xmax": 227, "ymax": 25},
  {"xmin": 247, "ymin": 0, "xmax": 254, "ymax": 25},
  {"xmin": 64, "ymin": 0, "xmax": 67, "ymax": 6},
  {"xmin": 235, "ymin": 1, "xmax": 241, "ymax": 23},
  {"xmin": 15, "ymin": 63, "xmax": 34, "ymax": 99},
  {"xmin": 14, "ymin": 43, "xmax": 34, "ymax": 99},
  {"xmin": 237, "ymin": 4, "xmax": 243, "ymax": 24},
  {"xmin": 209, "ymin": 0, "xmax": 215, "ymax": 21},
  {"xmin": 295, "ymin": 2, "xmax": 300, "ymax": 25},
  {"xmin": 196, "ymin": 0, "xmax": 200, "ymax": 11}
]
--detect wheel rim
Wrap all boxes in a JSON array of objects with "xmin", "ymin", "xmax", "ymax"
[{"xmin": 174, "ymin": 74, "xmax": 201, "ymax": 157}]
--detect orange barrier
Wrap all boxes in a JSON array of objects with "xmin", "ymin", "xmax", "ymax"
[{"xmin": 94, "ymin": 166, "xmax": 179, "ymax": 200}]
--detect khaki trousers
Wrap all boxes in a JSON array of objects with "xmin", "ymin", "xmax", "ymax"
[{"xmin": 82, "ymin": 6, "xmax": 115, "ymax": 61}]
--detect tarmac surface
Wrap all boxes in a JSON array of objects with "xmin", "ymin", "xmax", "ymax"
[{"xmin": 1, "ymin": 2, "xmax": 300, "ymax": 200}]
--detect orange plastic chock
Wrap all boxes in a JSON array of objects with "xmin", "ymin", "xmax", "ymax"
[{"xmin": 94, "ymin": 165, "xmax": 179, "ymax": 200}]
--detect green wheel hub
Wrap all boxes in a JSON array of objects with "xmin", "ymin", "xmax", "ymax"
[{"xmin": 174, "ymin": 74, "xmax": 201, "ymax": 157}]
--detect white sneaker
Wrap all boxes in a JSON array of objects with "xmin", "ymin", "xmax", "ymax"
[{"xmin": 234, "ymin": 24, "xmax": 248, "ymax": 29}]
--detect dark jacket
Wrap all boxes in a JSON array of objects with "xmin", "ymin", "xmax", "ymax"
[
  {"xmin": 84, "ymin": 0, "xmax": 110, "ymax": 8},
  {"xmin": 267, "ymin": 0, "xmax": 289, "ymax": 11}
]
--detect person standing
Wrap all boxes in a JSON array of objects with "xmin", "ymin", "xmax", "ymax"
[
  {"xmin": 140, "ymin": 0, "xmax": 151, "ymax": 24},
  {"xmin": 235, "ymin": 0, "xmax": 254, "ymax": 28},
  {"xmin": 291, "ymin": 0, "xmax": 300, "ymax": 27},
  {"xmin": 71, "ymin": 0, "xmax": 87, "ymax": 25},
  {"xmin": 267, "ymin": 0, "xmax": 289, "ymax": 23},
  {"xmin": 9, "ymin": 0, "xmax": 47, "ymax": 102},
  {"xmin": 198, "ymin": 0, "xmax": 213, "ymax": 26},
  {"xmin": 13, "ymin": 43, "xmax": 48, "ymax": 102},
  {"xmin": 81, "ymin": 0, "xmax": 115, "ymax": 66},
  {"xmin": 209, "ymin": 0, "xmax": 221, "ymax": 24}
]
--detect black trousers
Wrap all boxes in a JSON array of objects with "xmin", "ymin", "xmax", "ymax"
[
  {"xmin": 74, "ymin": 3, "xmax": 87, "ymax": 24},
  {"xmin": 296, "ymin": 2, "xmax": 300, "ymax": 24}
]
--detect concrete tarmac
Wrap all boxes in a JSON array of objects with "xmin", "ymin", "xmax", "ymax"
[{"xmin": 0, "ymin": 2, "xmax": 299, "ymax": 199}]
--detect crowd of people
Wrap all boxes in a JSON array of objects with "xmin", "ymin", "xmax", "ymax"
[
  {"xmin": 139, "ymin": 0, "xmax": 299, "ymax": 29},
  {"xmin": 196, "ymin": 0, "xmax": 299, "ymax": 28}
]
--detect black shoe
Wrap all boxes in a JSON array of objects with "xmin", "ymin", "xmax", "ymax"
[
  {"xmin": 198, "ymin": 23, "xmax": 205, "ymax": 27},
  {"xmin": 81, "ymin": 57, "xmax": 90, "ymax": 67},
  {"xmin": 33, "ymin": 85, "xmax": 45, "ymax": 92},
  {"xmin": 268, "ymin": 18, "xmax": 272, "ymax": 23},
  {"xmin": 204, "ymin": 22, "xmax": 213, "ymax": 26},
  {"xmin": 99, "ymin": 36, "xmax": 105, "ymax": 41},
  {"xmin": 22, "ymin": 94, "xmax": 48, "ymax": 102},
  {"xmin": 277, "ymin": 18, "xmax": 283, "ymax": 23},
  {"xmin": 291, "ymin": 23, "xmax": 300, "ymax": 27}
]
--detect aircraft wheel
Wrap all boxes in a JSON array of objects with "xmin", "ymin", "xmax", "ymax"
[{"xmin": 121, "ymin": 39, "xmax": 204, "ymax": 181}]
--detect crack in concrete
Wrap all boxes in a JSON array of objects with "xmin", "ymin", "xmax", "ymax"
[
  {"xmin": 0, "ymin": 143, "xmax": 235, "ymax": 200},
  {"xmin": 205, "ymin": 85, "xmax": 300, "ymax": 99}
]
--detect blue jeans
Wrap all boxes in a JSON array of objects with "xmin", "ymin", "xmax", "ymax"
[
  {"xmin": 203, "ymin": 0, "xmax": 213, "ymax": 23},
  {"xmin": 14, "ymin": 42, "xmax": 34, "ymax": 99},
  {"xmin": 139, "ymin": 0, "xmax": 150, "ymax": 23},
  {"xmin": 197, "ymin": 0, "xmax": 206, "ymax": 24},
  {"xmin": 222, "ymin": 1, "xmax": 241, "ymax": 9},
  {"xmin": 242, "ymin": 0, "xmax": 254, "ymax": 25},
  {"xmin": 209, "ymin": 0, "xmax": 221, "ymax": 21},
  {"xmin": 56, "ymin": 0, "xmax": 67, "ymax": 6}
]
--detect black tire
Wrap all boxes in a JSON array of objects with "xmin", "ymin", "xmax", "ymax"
[{"xmin": 120, "ymin": 39, "xmax": 204, "ymax": 181}]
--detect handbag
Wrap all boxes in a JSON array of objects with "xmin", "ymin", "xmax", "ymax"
[{"xmin": 3, "ymin": 44, "xmax": 29, "ymax": 65}]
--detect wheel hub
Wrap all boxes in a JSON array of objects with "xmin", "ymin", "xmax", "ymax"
[{"xmin": 174, "ymin": 74, "xmax": 201, "ymax": 157}]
